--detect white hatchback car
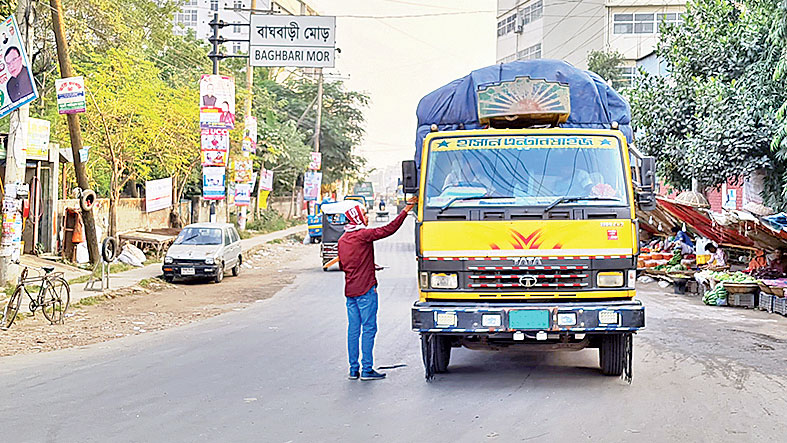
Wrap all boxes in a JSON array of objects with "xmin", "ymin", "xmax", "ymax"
[{"xmin": 162, "ymin": 223, "xmax": 242, "ymax": 283}]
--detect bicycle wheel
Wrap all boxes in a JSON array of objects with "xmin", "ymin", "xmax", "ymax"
[
  {"xmin": 2, "ymin": 286, "xmax": 24, "ymax": 329},
  {"xmin": 41, "ymin": 277, "xmax": 70, "ymax": 325}
]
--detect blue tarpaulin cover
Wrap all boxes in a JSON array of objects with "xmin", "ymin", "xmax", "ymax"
[{"xmin": 414, "ymin": 59, "xmax": 633, "ymax": 167}]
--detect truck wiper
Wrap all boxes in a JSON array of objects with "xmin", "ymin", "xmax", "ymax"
[
  {"xmin": 543, "ymin": 196, "xmax": 621, "ymax": 213},
  {"xmin": 439, "ymin": 196, "xmax": 506, "ymax": 213}
]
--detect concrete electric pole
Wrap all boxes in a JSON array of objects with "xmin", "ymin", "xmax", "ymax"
[
  {"xmin": 0, "ymin": 0, "xmax": 32, "ymax": 284},
  {"xmin": 50, "ymin": 0, "xmax": 100, "ymax": 263}
]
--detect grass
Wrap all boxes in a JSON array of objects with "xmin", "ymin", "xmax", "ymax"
[
  {"xmin": 68, "ymin": 257, "xmax": 160, "ymax": 285},
  {"xmin": 74, "ymin": 295, "xmax": 105, "ymax": 307}
]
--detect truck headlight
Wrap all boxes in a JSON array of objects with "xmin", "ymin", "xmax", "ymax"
[
  {"xmin": 419, "ymin": 272, "xmax": 429, "ymax": 289},
  {"xmin": 598, "ymin": 310, "xmax": 619, "ymax": 325},
  {"xmin": 430, "ymin": 273, "xmax": 458, "ymax": 289},
  {"xmin": 164, "ymin": 256, "xmax": 173, "ymax": 264},
  {"xmin": 597, "ymin": 271, "xmax": 624, "ymax": 287},
  {"xmin": 205, "ymin": 257, "xmax": 215, "ymax": 265}
]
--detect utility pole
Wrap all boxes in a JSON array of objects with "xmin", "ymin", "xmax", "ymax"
[
  {"xmin": 50, "ymin": 0, "xmax": 100, "ymax": 263},
  {"xmin": 0, "ymin": 0, "xmax": 32, "ymax": 284},
  {"xmin": 313, "ymin": 68, "xmax": 323, "ymax": 153},
  {"xmin": 238, "ymin": 0, "xmax": 257, "ymax": 229}
]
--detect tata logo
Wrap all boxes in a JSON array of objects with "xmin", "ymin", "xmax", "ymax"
[
  {"xmin": 513, "ymin": 256, "xmax": 542, "ymax": 266},
  {"xmin": 519, "ymin": 275, "xmax": 539, "ymax": 287}
]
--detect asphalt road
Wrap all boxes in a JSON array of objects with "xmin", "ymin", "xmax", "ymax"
[{"xmin": 1, "ymin": 217, "xmax": 786, "ymax": 442}]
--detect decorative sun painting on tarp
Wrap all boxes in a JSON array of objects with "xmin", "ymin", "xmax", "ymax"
[{"xmin": 477, "ymin": 76, "xmax": 570, "ymax": 124}]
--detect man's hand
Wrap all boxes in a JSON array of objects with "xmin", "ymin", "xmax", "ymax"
[{"xmin": 404, "ymin": 196, "xmax": 418, "ymax": 212}]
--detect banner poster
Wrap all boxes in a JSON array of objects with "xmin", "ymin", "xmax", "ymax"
[
  {"xmin": 235, "ymin": 183, "xmax": 251, "ymax": 207},
  {"xmin": 242, "ymin": 116, "xmax": 258, "ymax": 155},
  {"xmin": 200, "ymin": 128, "xmax": 230, "ymax": 167},
  {"xmin": 202, "ymin": 166, "xmax": 226, "ymax": 200},
  {"xmin": 304, "ymin": 171, "xmax": 322, "ymax": 201},
  {"xmin": 308, "ymin": 152, "xmax": 321, "ymax": 170},
  {"xmin": 199, "ymin": 74, "xmax": 235, "ymax": 130},
  {"xmin": 0, "ymin": 15, "xmax": 38, "ymax": 118},
  {"xmin": 55, "ymin": 76, "xmax": 86, "ymax": 114},
  {"xmin": 26, "ymin": 117, "xmax": 51, "ymax": 161},
  {"xmin": 259, "ymin": 168, "xmax": 274, "ymax": 191},
  {"xmin": 258, "ymin": 190, "xmax": 270, "ymax": 210},
  {"xmin": 234, "ymin": 159, "xmax": 253, "ymax": 184}
]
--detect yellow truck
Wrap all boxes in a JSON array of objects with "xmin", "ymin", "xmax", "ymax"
[{"xmin": 403, "ymin": 61, "xmax": 656, "ymax": 380}]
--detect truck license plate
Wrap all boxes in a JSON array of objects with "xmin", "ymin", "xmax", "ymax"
[
  {"xmin": 181, "ymin": 267, "xmax": 195, "ymax": 275},
  {"xmin": 509, "ymin": 310, "xmax": 550, "ymax": 330}
]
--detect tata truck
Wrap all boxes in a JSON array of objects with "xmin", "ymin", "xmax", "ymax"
[{"xmin": 402, "ymin": 59, "xmax": 657, "ymax": 380}]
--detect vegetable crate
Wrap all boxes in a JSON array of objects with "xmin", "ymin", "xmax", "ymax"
[
  {"xmin": 728, "ymin": 292, "xmax": 756, "ymax": 309},
  {"xmin": 774, "ymin": 297, "xmax": 787, "ymax": 316},
  {"xmin": 758, "ymin": 293, "xmax": 774, "ymax": 313}
]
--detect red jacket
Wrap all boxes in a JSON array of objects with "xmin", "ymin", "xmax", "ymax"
[{"xmin": 338, "ymin": 210, "xmax": 409, "ymax": 297}]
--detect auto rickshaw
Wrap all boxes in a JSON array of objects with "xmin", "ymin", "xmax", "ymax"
[
  {"xmin": 319, "ymin": 201, "xmax": 352, "ymax": 271},
  {"xmin": 307, "ymin": 200, "xmax": 330, "ymax": 243}
]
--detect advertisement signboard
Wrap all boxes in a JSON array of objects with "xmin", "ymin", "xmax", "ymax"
[
  {"xmin": 55, "ymin": 76, "xmax": 86, "ymax": 114},
  {"xmin": 242, "ymin": 116, "xmax": 257, "ymax": 154},
  {"xmin": 202, "ymin": 167, "xmax": 226, "ymax": 200},
  {"xmin": 308, "ymin": 152, "xmax": 321, "ymax": 170},
  {"xmin": 0, "ymin": 15, "xmax": 38, "ymax": 118},
  {"xmin": 259, "ymin": 168, "xmax": 274, "ymax": 191},
  {"xmin": 235, "ymin": 183, "xmax": 251, "ymax": 207},
  {"xmin": 249, "ymin": 15, "xmax": 336, "ymax": 68},
  {"xmin": 145, "ymin": 177, "xmax": 173, "ymax": 213},
  {"xmin": 26, "ymin": 118, "xmax": 50, "ymax": 161},
  {"xmin": 200, "ymin": 128, "xmax": 230, "ymax": 167},
  {"xmin": 199, "ymin": 74, "xmax": 235, "ymax": 130},
  {"xmin": 234, "ymin": 159, "xmax": 253, "ymax": 184},
  {"xmin": 304, "ymin": 171, "xmax": 322, "ymax": 201}
]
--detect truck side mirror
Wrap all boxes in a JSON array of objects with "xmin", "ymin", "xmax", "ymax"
[
  {"xmin": 637, "ymin": 156, "xmax": 657, "ymax": 211},
  {"xmin": 402, "ymin": 160, "xmax": 418, "ymax": 194}
]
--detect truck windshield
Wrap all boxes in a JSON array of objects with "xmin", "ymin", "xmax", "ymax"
[{"xmin": 425, "ymin": 134, "xmax": 629, "ymax": 208}]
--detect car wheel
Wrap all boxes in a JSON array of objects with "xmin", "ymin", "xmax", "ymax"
[
  {"xmin": 213, "ymin": 262, "xmax": 224, "ymax": 283},
  {"xmin": 232, "ymin": 257, "xmax": 241, "ymax": 276},
  {"xmin": 164, "ymin": 275, "xmax": 174, "ymax": 283}
]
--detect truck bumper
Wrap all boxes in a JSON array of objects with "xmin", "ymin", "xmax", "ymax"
[{"xmin": 411, "ymin": 300, "xmax": 644, "ymax": 334}]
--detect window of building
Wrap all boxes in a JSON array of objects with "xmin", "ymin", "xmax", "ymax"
[
  {"xmin": 656, "ymin": 12, "xmax": 684, "ymax": 32},
  {"xmin": 517, "ymin": 43, "xmax": 542, "ymax": 60},
  {"xmin": 210, "ymin": 0, "xmax": 218, "ymax": 11},
  {"xmin": 614, "ymin": 13, "xmax": 656, "ymax": 34},
  {"xmin": 175, "ymin": 2, "xmax": 198, "ymax": 29},
  {"xmin": 521, "ymin": 0, "xmax": 543, "ymax": 25},
  {"xmin": 232, "ymin": 42, "xmax": 242, "ymax": 53},
  {"xmin": 234, "ymin": 0, "xmax": 243, "ymax": 10},
  {"xmin": 234, "ymin": 25, "xmax": 243, "ymax": 33},
  {"xmin": 613, "ymin": 66, "xmax": 636, "ymax": 89},
  {"xmin": 497, "ymin": 13, "xmax": 517, "ymax": 37}
]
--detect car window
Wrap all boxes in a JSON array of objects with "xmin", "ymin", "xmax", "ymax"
[
  {"xmin": 224, "ymin": 229, "xmax": 231, "ymax": 245},
  {"xmin": 230, "ymin": 228, "xmax": 240, "ymax": 243},
  {"xmin": 173, "ymin": 227, "xmax": 222, "ymax": 245}
]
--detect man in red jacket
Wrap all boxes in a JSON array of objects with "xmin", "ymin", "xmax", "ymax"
[{"xmin": 338, "ymin": 196, "xmax": 417, "ymax": 381}]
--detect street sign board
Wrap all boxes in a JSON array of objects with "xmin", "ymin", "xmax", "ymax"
[
  {"xmin": 55, "ymin": 76, "xmax": 86, "ymax": 114},
  {"xmin": 26, "ymin": 118, "xmax": 50, "ymax": 161},
  {"xmin": 145, "ymin": 177, "xmax": 173, "ymax": 213},
  {"xmin": 249, "ymin": 15, "xmax": 336, "ymax": 68}
]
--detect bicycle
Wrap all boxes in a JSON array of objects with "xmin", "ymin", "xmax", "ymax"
[{"xmin": 1, "ymin": 265, "xmax": 71, "ymax": 330}]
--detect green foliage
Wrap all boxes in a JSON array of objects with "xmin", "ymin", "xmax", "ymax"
[
  {"xmin": 587, "ymin": 50, "xmax": 625, "ymax": 84},
  {"xmin": 629, "ymin": 0, "xmax": 787, "ymax": 208},
  {"xmin": 242, "ymin": 209, "xmax": 302, "ymax": 234}
]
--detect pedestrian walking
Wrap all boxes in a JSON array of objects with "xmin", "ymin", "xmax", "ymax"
[{"xmin": 338, "ymin": 196, "xmax": 417, "ymax": 381}]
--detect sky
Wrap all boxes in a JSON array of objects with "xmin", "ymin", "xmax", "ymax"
[{"xmin": 307, "ymin": 0, "xmax": 497, "ymax": 175}]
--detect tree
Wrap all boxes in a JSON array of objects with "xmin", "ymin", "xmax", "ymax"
[
  {"xmin": 628, "ymin": 0, "xmax": 787, "ymax": 208},
  {"xmin": 587, "ymin": 50, "xmax": 625, "ymax": 85}
]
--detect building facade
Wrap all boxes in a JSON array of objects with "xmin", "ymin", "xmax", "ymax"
[
  {"xmin": 496, "ymin": 0, "xmax": 685, "ymax": 79},
  {"xmin": 174, "ymin": 0, "xmax": 317, "ymax": 55}
]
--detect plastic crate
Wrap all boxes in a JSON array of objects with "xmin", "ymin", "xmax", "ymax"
[
  {"xmin": 774, "ymin": 297, "xmax": 787, "ymax": 316},
  {"xmin": 759, "ymin": 293, "xmax": 774, "ymax": 313},
  {"xmin": 728, "ymin": 292, "xmax": 756, "ymax": 309}
]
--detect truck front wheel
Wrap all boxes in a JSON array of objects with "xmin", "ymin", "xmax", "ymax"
[
  {"xmin": 421, "ymin": 334, "xmax": 451, "ymax": 373},
  {"xmin": 599, "ymin": 333, "xmax": 630, "ymax": 376}
]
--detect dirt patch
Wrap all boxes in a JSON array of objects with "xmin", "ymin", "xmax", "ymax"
[{"xmin": 0, "ymin": 238, "xmax": 311, "ymax": 357}]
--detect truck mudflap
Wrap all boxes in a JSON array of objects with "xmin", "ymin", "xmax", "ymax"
[{"xmin": 411, "ymin": 300, "xmax": 644, "ymax": 333}]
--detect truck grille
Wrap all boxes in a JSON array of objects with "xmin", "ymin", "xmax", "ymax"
[{"xmin": 466, "ymin": 265, "xmax": 589, "ymax": 290}]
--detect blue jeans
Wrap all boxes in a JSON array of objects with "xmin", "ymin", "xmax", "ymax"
[{"xmin": 346, "ymin": 286, "xmax": 378, "ymax": 373}]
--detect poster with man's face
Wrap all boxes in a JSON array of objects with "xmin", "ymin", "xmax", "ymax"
[
  {"xmin": 0, "ymin": 15, "xmax": 38, "ymax": 118},
  {"xmin": 199, "ymin": 74, "xmax": 235, "ymax": 130}
]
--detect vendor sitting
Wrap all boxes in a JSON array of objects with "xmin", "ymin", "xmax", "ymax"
[
  {"xmin": 668, "ymin": 226, "xmax": 694, "ymax": 255},
  {"xmin": 745, "ymin": 249, "xmax": 768, "ymax": 273},
  {"xmin": 702, "ymin": 244, "xmax": 727, "ymax": 270}
]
